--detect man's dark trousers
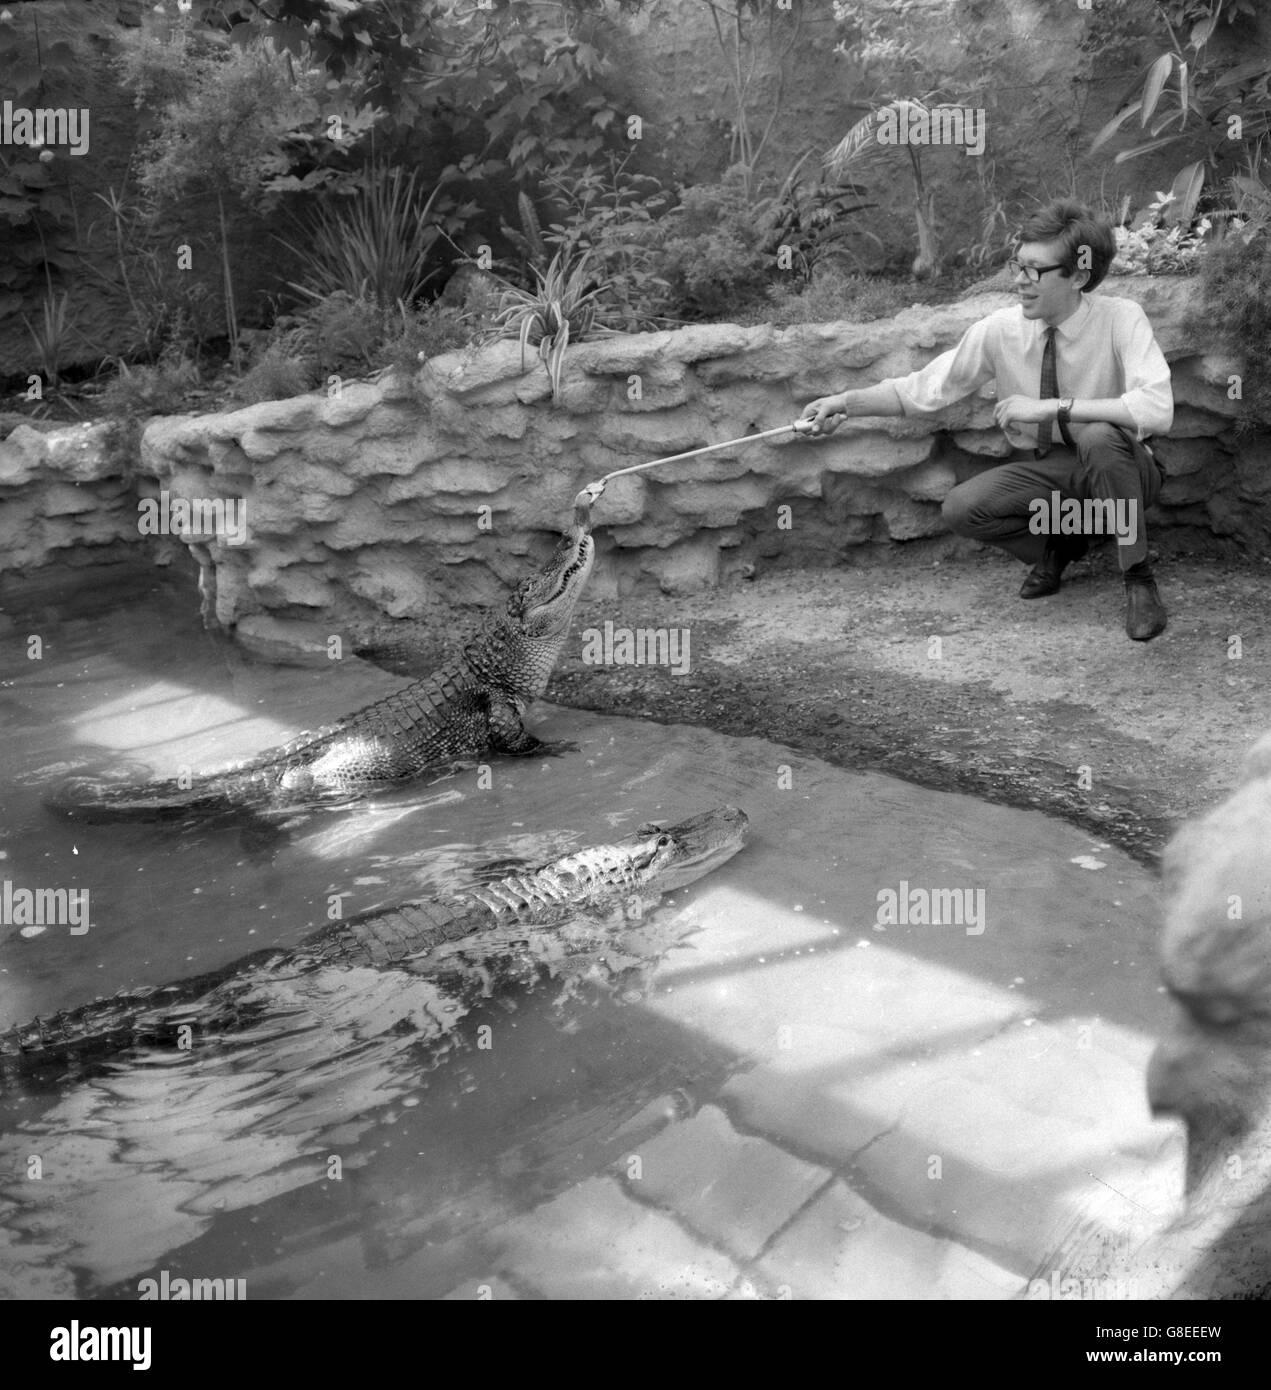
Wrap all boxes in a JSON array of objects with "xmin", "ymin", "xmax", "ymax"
[{"xmin": 941, "ymin": 422, "xmax": 1163, "ymax": 570}]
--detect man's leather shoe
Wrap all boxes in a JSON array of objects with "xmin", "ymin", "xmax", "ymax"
[
  {"xmin": 1125, "ymin": 572, "xmax": 1167, "ymax": 641},
  {"xmin": 1020, "ymin": 538, "xmax": 1088, "ymax": 599}
]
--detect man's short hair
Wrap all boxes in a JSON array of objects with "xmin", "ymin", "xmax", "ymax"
[{"xmin": 1017, "ymin": 200, "xmax": 1116, "ymax": 292}]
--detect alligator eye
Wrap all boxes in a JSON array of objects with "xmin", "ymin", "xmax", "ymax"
[{"xmin": 656, "ymin": 834, "xmax": 672, "ymax": 848}]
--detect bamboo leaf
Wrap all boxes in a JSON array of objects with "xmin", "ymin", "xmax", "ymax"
[
  {"xmin": 1091, "ymin": 100, "xmax": 1143, "ymax": 153},
  {"xmin": 1164, "ymin": 160, "xmax": 1205, "ymax": 227},
  {"xmin": 1113, "ymin": 135, "xmax": 1184, "ymax": 163},
  {"xmin": 1141, "ymin": 54, "xmax": 1175, "ymax": 127}
]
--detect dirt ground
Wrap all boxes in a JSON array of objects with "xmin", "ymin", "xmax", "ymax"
[{"xmin": 545, "ymin": 544, "xmax": 1271, "ymax": 868}]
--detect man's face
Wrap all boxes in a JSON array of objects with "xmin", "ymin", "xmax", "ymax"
[{"xmin": 1013, "ymin": 237, "xmax": 1087, "ymax": 324}]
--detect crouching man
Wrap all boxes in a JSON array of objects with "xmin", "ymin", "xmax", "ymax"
[{"xmin": 801, "ymin": 199, "xmax": 1173, "ymax": 640}]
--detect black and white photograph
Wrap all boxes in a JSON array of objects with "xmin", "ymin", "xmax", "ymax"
[{"xmin": 0, "ymin": 0, "xmax": 1269, "ymax": 1336}]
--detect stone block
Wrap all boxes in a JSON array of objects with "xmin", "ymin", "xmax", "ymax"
[
  {"xmin": 552, "ymin": 375, "xmax": 613, "ymax": 414},
  {"xmin": 754, "ymin": 1179, "xmax": 1024, "ymax": 1300},
  {"xmin": 568, "ymin": 331, "xmax": 677, "ymax": 375},
  {"xmin": 319, "ymin": 384, "xmax": 378, "ymax": 428},
  {"xmin": 652, "ymin": 536, "xmax": 721, "ymax": 595},
  {"xmin": 485, "ymin": 1176, "xmax": 739, "ymax": 1299},
  {"xmin": 257, "ymin": 565, "xmax": 335, "ymax": 610},
  {"xmin": 1153, "ymin": 436, "xmax": 1218, "ymax": 477},
  {"xmin": 629, "ymin": 1104, "xmax": 829, "ymax": 1261},
  {"xmin": 234, "ymin": 615, "xmax": 342, "ymax": 667},
  {"xmin": 40, "ymin": 482, "xmax": 98, "ymax": 516},
  {"xmin": 1168, "ymin": 404, "xmax": 1235, "ymax": 439},
  {"xmin": 237, "ymin": 428, "xmax": 290, "ymax": 463},
  {"xmin": 610, "ymin": 515, "xmax": 697, "ymax": 549},
  {"xmin": 661, "ymin": 477, "xmax": 771, "ymax": 527},
  {"xmin": 0, "ymin": 424, "xmax": 46, "ymax": 487},
  {"xmin": 815, "ymin": 430, "xmax": 934, "ymax": 477},
  {"xmin": 261, "ymin": 456, "xmax": 360, "ymax": 497},
  {"xmin": 898, "ymin": 458, "xmax": 959, "ymax": 501},
  {"xmin": 951, "ymin": 427, "xmax": 1013, "ymax": 457},
  {"xmin": 598, "ymin": 410, "xmax": 714, "ymax": 457},
  {"xmin": 883, "ymin": 495, "xmax": 945, "ymax": 540},
  {"xmin": 348, "ymin": 550, "xmax": 441, "ymax": 618},
  {"xmin": 44, "ymin": 423, "xmax": 121, "ymax": 482}
]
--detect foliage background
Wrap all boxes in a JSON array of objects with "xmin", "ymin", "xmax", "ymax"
[{"xmin": 0, "ymin": 0, "xmax": 1267, "ymax": 398}]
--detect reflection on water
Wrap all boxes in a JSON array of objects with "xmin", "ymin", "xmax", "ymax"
[
  {"xmin": 1, "ymin": 567, "xmax": 1179, "ymax": 1300},
  {"xmin": 0, "ymin": 917, "xmax": 711, "ymax": 1299},
  {"xmin": 0, "ymin": 570, "xmax": 745, "ymax": 1298}
]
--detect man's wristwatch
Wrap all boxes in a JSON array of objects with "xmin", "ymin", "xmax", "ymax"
[{"xmin": 1056, "ymin": 397, "xmax": 1075, "ymax": 448}]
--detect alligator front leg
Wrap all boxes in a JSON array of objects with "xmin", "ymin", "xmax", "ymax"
[{"xmin": 487, "ymin": 696, "xmax": 544, "ymax": 756}]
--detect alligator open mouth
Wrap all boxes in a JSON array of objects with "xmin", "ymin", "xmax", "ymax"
[{"xmin": 544, "ymin": 535, "xmax": 594, "ymax": 604}]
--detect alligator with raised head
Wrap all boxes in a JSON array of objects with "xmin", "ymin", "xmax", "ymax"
[
  {"xmin": 47, "ymin": 494, "xmax": 596, "ymax": 823},
  {"xmin": 0, "ymin": 806, "xmax": 748, "ymax": 1073}
]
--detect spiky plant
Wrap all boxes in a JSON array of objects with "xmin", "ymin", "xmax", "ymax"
[
  {"xmin": 278, "ymin": 164, "xmax": 450, "ymax": 311},
  {"xmin": 21, "ymin": 289, "xmax": 72, "ymax": 391},
  {"xmin": 489, "ymin": 248, "xmax": 611, "ymax": 401}
]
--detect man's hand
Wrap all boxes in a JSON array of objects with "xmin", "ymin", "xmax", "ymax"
[
  {"xmin": 994, "ymin": 396, "xmax": 1058, "ymax": 430},
  {"xmin": 799, "ymin": 393, "xmax": 850, "ymax": 435}
]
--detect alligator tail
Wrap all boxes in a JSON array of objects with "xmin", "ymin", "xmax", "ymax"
[{"xmin": 45, "ymin": 772, "xmax": 264, "ymax": 824}]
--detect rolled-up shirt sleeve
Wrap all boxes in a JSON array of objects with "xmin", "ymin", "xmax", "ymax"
[
  {"xmin": 889, "ymin": 314, "xmax": 997, "ymax": 416},
  {"xmin": 1116, "ymin": 301, "xmax": 1173, "ymax": 439}
]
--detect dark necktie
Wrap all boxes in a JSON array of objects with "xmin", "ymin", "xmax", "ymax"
[{"xmin": 1037, "ymin": 325, "xmax": 1058, "ymax": 456}]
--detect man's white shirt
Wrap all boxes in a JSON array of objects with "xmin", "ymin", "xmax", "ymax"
[{"xmin": 886, "ymin": 294, "xmax": 1174, "ymax": 447}]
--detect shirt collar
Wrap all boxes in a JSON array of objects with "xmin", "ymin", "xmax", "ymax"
[{"xmin": 1049, "ymin": 296, "xmax": 1092, "ymax": 340}]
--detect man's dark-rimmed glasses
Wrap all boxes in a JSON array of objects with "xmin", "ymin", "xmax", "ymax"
[{"xmin": 1008, "ymin": 258, "xmax": 1066, "ymax": 282}]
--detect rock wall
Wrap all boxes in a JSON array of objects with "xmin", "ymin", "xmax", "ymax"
[{"xmin": 1, "ymin": 276, "xmax": 1265, "ymax": 649}]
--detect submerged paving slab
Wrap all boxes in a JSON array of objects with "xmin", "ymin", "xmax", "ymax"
[
  {"xmin": 619, "ymin": 1102, "xmax": 831, "ymax": 1262},
  {"xmin": 594, "ymin": 732, "xmax": 1183, "ymax": 1291},
  {"xmin": 483, "ymin": 1175, "xmax": 741, "ymax": 1300},
  {"xmin": 754, "ymin": 1179, "xmax": 1025, "ymax": 1300}
]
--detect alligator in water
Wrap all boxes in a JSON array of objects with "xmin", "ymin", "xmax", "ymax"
[
  {"xmin": 47, "ymin": 495, "xmax": 596, "ymax": 823},
  {"xmin": 0, "ymin": 806, "xmax": 748, "ymax": 1073}
]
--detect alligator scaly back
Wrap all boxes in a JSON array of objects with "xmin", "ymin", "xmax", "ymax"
[
  {"xmin": 46, "ymin": 497, "xmax": 596, "ymax": 823},
  {"xmin": 0, "ymin": 808, "xmax": 748, "ymax": 1074}
]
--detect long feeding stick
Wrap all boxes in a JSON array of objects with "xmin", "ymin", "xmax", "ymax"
[{"xmin": 573, "ymin": 416, "xmax": 845, "ymax": 510}]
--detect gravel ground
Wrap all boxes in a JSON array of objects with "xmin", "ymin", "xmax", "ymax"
[{"xmin": 541, "ymin": 545, "xmax": 1271, "ymax": 867}]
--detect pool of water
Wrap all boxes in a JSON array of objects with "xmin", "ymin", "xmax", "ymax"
[{"xmin": 0, "ymin": 567, "xmax": 1176, "ymax": 1299}]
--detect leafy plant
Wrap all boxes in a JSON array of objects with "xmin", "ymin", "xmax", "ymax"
[
  {"xmin": 691, "ymin": 0, "xmax": 809, "ymax": 202},
  {"xmin": 82, "ymin": 186, "xmax": 219, "ymax": 361},
  {"xmin": 119, "ymin": 23, "xmax": 331, "ymax": 364},
  {"xmin": 756, "ymin": 149, "xmax": 879, "ymax": 280},
  {"xmin": 277, "ymin": 164, "xmax": 453, "ymax": 312},
  {"xmin": 488, "ymin": 248, "xmax": 612, "ymax": 400},
  {"xmin": 653, "ymin": 175, "xmax": 775, "ymax": 319},
  {"xmin": 21, "ymin": 288, "xmax": 73, "ymax": 390},
  {"xmin": 1089, "ymin": 0, "xmax": 1270, "ymax": 227},
  {"xmin": 0, "ymin": 7, "xmax": 90, "ymax": 343},
  {"xmin": 233, "ymin": 344, "xmax": 312, "ymax": 405},
  {"xmin": 756, "ymin": 265, "xmax": 939, "ymax": 326},
  {"xmin": 1108, "ymin": 190, "xmax": 1212, "ymax": 275},
  {"xmin": 537, "ymin": 156, "xmax": 675, "ymax": 330},
  {"xmin": 825, "ymin": 96, "xmax": 950, "ymax": 280},
  {"xmin": 380, "ymin": 299, "xmax": 486, "ymax": 377},
  {"xmin": 102, "ymin": 348, "xmax": 200, "ymax": 415},
  {"xmin": 1185, "ymin": 224, "xmax": 1271, "ymax": 430}
]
